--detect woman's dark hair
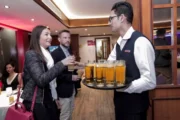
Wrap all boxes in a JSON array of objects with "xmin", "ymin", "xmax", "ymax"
[
  {"xmin": 29, "ymin": 25, "xmax": 48, "ymax": 61},
  {"xmin": 2, "ymin": 61, "xmax": 17, "ymax": 82},
  {"xmin": 111, "ymin": 1, "xmax": 133, "ymax": 24}
]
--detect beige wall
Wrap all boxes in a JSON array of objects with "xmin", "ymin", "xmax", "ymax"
[{"xmin": 79, "ymin": 34, "xmax": 119, "ymax": 63}]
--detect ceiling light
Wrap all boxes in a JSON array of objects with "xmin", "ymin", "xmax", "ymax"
[
  {"xmin": 103, "ymin": 33, "xmax": 106, "ymax": 35},
  {"xmin": 4, "ymin": 5, "xmax": 9, "ymax": 9},
  {"xmin": 85, "ymin": 29, "xmax": 87, "ymax": 31},
  {"xmin": 55, "ymin": 30, "xmax": 58, "ymax": 33},
  {"xmin": 88, "ymin": 34, "xmax": 90, "ymax": 36},
  {"xmin": 31, "ymin": 18, "xmax": 35, "ymax": 21}
]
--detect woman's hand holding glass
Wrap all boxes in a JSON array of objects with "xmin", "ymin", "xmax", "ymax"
[{"xmin": 61, "ymin": 56, "xmax": 75, "ymax": 66}]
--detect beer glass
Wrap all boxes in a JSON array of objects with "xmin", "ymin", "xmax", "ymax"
[
  {"xmin": 9, "ymin": 95, "xmax": 14, "ymax": 104},
  {"xmin": 67, "ymin": 55, "xmax": 75, "ymax": 71},
  {"xmin": 96, "ymin": 62, "xmax": 104, "ymax": 87},
  {"xmin": 68, "ymin": 64, "xmax": 75, "ymax": 71},
  {"xmin": 115, "ymin": 60, "xmax": 126, "ymax": 86},
  {"xmin": 105, "ymin": 61, "xmax": 115, "ymax": 87},
  {"xmin": 102, "ymin": 61, "xmax": 106, "ymax": 80},
  {"xmin": 98, "ymin": 59, "xmax": 106, "ymax": 79},
  {"xmin": 85, "ymin": 61, "xmax": 94, "ymax": 85},
  {"xmin": 77, "ymin": 69, "xmax": 84, "ymax": 78}
]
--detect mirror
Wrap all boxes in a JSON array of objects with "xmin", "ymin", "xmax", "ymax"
[{"xmin": 95, "ymin": 37, "xmax": 110, "ymax": 62}]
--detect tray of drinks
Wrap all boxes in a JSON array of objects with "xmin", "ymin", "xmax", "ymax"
[
  {"xmin": 82, "ymin": 79, "xmax": 128, "ymax": 90},
  {"xmin": 83, "ymin": 60, "xmax": 127, "ymax": 90}
]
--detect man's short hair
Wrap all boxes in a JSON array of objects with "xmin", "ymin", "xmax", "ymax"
[
  {"xmin": 111, "ymin": 1, "xmax": 133, "ymax": 24},
  {"xmin": 156, "ymin": 29, "xmax": 166, "ymax": 36},
  {"xmin": 58, "ymin": 30, "xmax": 70, "ymax": 37}
]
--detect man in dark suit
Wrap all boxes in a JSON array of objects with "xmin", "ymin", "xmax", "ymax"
[{"xmin": 51, "ymin": 30, "xmax": 79, "ymax": 120}]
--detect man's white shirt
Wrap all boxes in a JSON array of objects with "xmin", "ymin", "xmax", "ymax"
[{"xmin": 108, "ymin": 27, "xmax": 156, "ymax": 93}]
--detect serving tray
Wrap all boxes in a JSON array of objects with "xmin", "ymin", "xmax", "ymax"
[{"xmin": 82, "ymin": 79, "xmax": 128, "ymax": 90}]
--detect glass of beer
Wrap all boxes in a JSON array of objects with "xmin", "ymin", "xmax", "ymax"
[
  {"xmin": 9, "ymin": 95, "xmax": 14, "ymax": 104},
  {"xmin": 115, "ymin": 60, "xmax": 126, "ymax": 86},
  {"xmin": 85, "ymin": 61, "xmax": 94, "ymax": 85},
  {"xmin": 68, "ymin": 64, "xmax": 75, "ymax": 71},
  {"xmin": 102, "ymin": 61, "xmax": 106, "ymax": 80},
  {"xmin": 105, "ymin": 61, "xmax": 115, "ymax": 87},
  {"xmin": 77, "ymin": 69, "xmax": 84, "ymax": 78},
  {"xmin": 96, "ymin": 62, "xmax": 104, "ymax": 87}
]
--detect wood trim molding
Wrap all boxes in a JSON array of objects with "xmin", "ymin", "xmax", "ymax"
[
  {"xmin": 34, "ymin": 0, "xmax": 177, "ymax": 29},
  {"xmin": 141, "ymin": 0, "xmax": 153, "ymax": 40},
  {"xmin": 154, "ymin": 21, "xmax": 180, "ymax": 29},
  {"xmin": 80, "ymin": 34, "xmax": 112, "ymax": 37},
  {"xmin": 33, "ymin": 0, "xmax": 69, "ymax": 27},
  {"xmin": 69, "ymin": 18, "xmax": 109, "ymax": 27},
  {"xmin": 152, "ymin": 97, "xmax": 180, "ymax": 100},
  {"xmin": 155, "ymin": 46, "xmax": 174, "ymax": 49},
  {"xmin": 153, "ymin": 4, "xmax": 174, "ymax": 8}
]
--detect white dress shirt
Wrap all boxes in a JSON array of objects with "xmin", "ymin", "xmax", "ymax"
[{"xmin": 108, "ymin": 27, "xmax": 156, "ymax": 93}]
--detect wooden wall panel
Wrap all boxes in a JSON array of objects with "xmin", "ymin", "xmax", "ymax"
[
  {"xmin": 141, "ymin": 0, "xmax": 153, "ymax": 40},
  {"xmin": 70, "ymin": 34, "xmax": 80, "ymax": 61},
  {"xmin": 126, "ymin": 0, "xmax": 141, "ymax": 31},
  {"xmin": 153, "ymin": 99, "xmax": 180, "ymax": 120},
  {"xmin": 70, "ymin": 18, "xmax": 108, "ymax": 27}
]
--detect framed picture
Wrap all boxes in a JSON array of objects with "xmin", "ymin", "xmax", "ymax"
[{"xmin": 95, "ymin": 37, "xmax": 110, "ymax": 62}]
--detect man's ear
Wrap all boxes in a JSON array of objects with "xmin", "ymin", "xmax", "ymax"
[
  {"xmin": 120, "ymin": 14, "xmax": 125, "ymax": 22},
  {"xmin": 58, "ymin": 37, "xmax": 61, "ymax": 42}
]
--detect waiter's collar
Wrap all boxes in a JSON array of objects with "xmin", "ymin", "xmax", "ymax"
[{"xmin": 117, "ymin": 27, "xmax": 135, "ymax": 44}]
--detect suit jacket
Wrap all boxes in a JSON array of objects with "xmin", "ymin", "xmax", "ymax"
[
  {"xmin": 21, "ymin": 50, "xmax": 65, "ymax": 103},
  {"xmin": 51, "ymin": 46, "xmax": 75, "ymax": 98}
]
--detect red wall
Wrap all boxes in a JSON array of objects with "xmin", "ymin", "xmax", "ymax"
[{"xmin": 16, "ymin": 30, "xmax": 29, "ymax": 72}]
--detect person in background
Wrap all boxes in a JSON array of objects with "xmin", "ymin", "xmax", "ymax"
[
  {"xmin": 154, "ymin": 28, "xmax": 169, "ymax": 46},
  {"xmin": 154, "ymin": 29, "xmax": 171, "ymax": 67},
  {"xmin": 154, "ymin": 29, "xmax": 171, "ymax": 84},
  {"xmin": 2, "ymin": 61, "xmax": 22, "ymax": 90},
  {"xmin": 51, "ymin": 30, "xmax": 79, "ymax": 120},
  {"xmin": 21, "ymin": 25, "xmax": 77, "ymax": 120},
  {"xmin": 108, "ymin": 1, "xmax": 156, "ymax": 120}
]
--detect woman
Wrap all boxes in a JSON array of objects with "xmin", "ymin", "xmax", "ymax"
[
  {"xmin": 21, "ymin": 25, "xmax": 76, "ymax": 120},
  {"xmin": 2, "ymin": 61, "xmax": 22, "ymax": 90}
]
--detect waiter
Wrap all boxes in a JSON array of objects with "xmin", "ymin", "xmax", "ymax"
[{"xmin": 108, "ymin": 1, "xmax": 156, "ymax": 120}]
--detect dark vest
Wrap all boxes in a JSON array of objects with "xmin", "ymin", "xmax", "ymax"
[{"xmin": 114, "ymin": 31, "xmax": 150, "ymax": 113}]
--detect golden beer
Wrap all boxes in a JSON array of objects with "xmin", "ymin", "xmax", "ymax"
[
  {"xmin": 96, "ymin": 66, "xmax": 103, "ymax": 79},
  {"xmin": 9, "ymin": 95, "xmax": 14, "ymax": 104},
  {"xmin": 105, "ymin": 61, "xmax": 115, "ymax": 87},
  {"xmin": 85, "ymin": 64, "xmax": 94, "ymax": 84},
  {"xmin": 115, "ymin": 60, "xmax": 126, "ymax": 85},
  {"xmin": 93, "ymin": 63, "xmax": 96, "ymax": 79},
  {"xmin": 102, "ymin": 65, "xmax": 106, "ymax": 79},
  {"xmin": 68, "ymin": 64, "xmax": 75, "ymax": 71},
  {"xmin": 96, "ymin": 66, "xmax": 104, "ymax": 86}
]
